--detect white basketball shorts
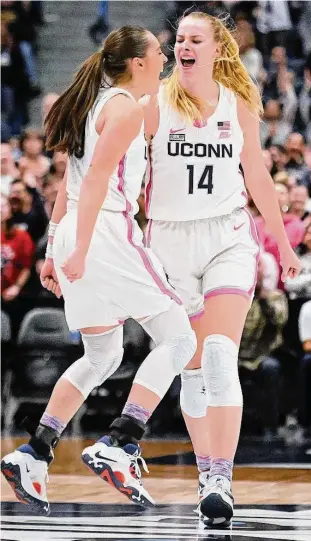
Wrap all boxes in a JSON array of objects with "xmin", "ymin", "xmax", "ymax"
[
  {"xmin": 53, "ymin": 209, "xmax": 181, "ymax": 330},
  {"xmin": 145, "ymin": 208, "xmax": 259, "ymax": 319}
]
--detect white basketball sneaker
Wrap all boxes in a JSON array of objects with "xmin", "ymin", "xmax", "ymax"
[
  {"xmin": 199, "ymin": 474, "xmax": 234, "ymax": 528},
  {"xmin": 82, "ymin": 436, "xmax": 155, "ymax": 507},
  {"xmin": 1, "ymin": 444, "xmax": 50, "ymax": 515}
]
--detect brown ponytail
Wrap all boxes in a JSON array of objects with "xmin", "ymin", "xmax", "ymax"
[
  {"xmin": 45, "ymin": 51, "xmax": 104, "ymax": 158},
  {"xmin": 45, "ymin": 26, "xmax": 149, "ymax": 158}
]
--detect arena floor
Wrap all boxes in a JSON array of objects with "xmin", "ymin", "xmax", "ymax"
[{"xmin": 1, "ymin": 438, "xmax": 311, "ymax": 540}]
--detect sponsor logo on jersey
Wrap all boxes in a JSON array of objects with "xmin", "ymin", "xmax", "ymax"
[
  {"xmin": 168, "ymin": 142, "xmax": 233, "ymax": 158},
  {"xmin": 170, "ymin": 127, "xmax": 186, "ymax": 134},
  {"xmin": 169, "ymin": 133, "xmax": 186, "ymax": 142},
  {"xmin": 169, "ymin": 128, "xmax": 186, "ymax": 142}
]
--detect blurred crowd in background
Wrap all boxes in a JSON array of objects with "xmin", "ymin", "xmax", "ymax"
[{"xmin": 1, "ymin": 1, "xmax": 311, "ymax": 444}]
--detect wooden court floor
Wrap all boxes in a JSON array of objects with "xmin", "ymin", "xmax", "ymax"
[{"xmin": 1, "ymin": 438, "xmax": 311, "ymax": 505}]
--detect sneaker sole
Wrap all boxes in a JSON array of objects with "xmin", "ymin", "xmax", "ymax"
[
  {"xmin": 1, "ymin": 460, "xmax": 50, "ymax": 516},
  {"xmin": 81, "ymin": 453, "xmax": 154, "ymax": 508},
  {"xmin": 200, "ymin": 493, "xmax": 233, "ymax": 528}
]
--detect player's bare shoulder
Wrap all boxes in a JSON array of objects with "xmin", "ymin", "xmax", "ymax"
[{"xmin": 96, "ymin": 93, "xmax": 143, "ymax": 135}]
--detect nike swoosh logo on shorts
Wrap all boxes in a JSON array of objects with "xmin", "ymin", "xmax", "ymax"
[
  {"xmin": 94, "ymin": 451, "xmax": 118, "ymax": 463},
  {"xmin": 170, "ymin": 128, "xmax": 185, "ymax": 134},
  {"xmin": 234, "ymin": 222, "xmax": 245, "ymax": 231}
]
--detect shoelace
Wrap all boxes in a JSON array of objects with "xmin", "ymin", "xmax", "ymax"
[
  {"xmin": 209, "ymin": 477, "xmax": 233, "ymax": 501},
  {"xmin": 126, "ymin": 452, "xmax": 149, "ymax": 483}
]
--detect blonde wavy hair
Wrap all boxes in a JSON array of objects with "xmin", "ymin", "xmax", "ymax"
[{"xmin": 164, "ymin": 12, "xmax": 263, "ymax": 123}]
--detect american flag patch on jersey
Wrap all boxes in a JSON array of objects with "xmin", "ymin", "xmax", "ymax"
[{"xmin": 217, "ymin": 121, "xmax": 231, "ymax": 130}]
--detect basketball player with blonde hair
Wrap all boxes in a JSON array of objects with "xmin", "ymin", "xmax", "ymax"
[{"xmin": 141, "ymin": 11, "xmax": 301, "ymax": 527}]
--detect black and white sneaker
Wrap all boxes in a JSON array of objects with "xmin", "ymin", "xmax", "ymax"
[
  {"xmin": 199, "ymin": 474, "xmax": 234, "ymax": 528},
  {"xmin": 82, "ymin": 436, "xmax": 154, "ymax": 507},
  {"xmin": 1, "ymin": 444, "xmax": 50, "ymax": 515}
]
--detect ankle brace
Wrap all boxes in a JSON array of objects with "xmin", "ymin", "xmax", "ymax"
[
  {"xmin": 109, "ymin": 415, "xmax": 146, "ymax": 446},
  {"xmin": 29, "ymin": 425, "xmax": 60, "ymax": 464}
]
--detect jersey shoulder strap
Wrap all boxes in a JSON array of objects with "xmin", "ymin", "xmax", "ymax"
[{"xmin": 91, "ymin": 87, "xmax": 135, "ymax": 125}]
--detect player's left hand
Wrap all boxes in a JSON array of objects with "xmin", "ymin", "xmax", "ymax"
[
  {"xmin": 40, "ymin": 258, "xmax": 62, "ymax": 298},
  {"xmin": 61, "ymin": 248, "xmax": 86, "ymax": 282},
  {"xmin": 280, "ymin": 245, "xmax": 302, "ymax": 282}
]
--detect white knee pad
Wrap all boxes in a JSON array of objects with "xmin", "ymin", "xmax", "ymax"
[
  {"xmin": 134, "ymin": 304, "xmax": 197, "ymax": 399},
  {"xmin": 202, "ymin": 334, "xmax": 243, "ymax": 407},
  {"xmin": 180, "ymin": 368, "xmax": 207, "ymax": 418},
  {"xmin": 62, "ymin": 326, "xmax": 124, "ymax": 399}
]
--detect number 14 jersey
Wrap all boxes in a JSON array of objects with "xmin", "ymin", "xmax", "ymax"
[{"xmin": 146, "ymin": 82, "xmax": 246, "ymax": 221}]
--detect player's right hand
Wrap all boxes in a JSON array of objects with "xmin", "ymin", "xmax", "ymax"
[
  {"xmin": 61, "ymin": 248, "xmax": 86, "ymax": 282},
  {"xmin": 40, "ymin": 258, "xmax": 62, "ymax": 298}
]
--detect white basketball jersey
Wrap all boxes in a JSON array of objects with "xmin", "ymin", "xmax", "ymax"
[
  {"xmin": 146, "ymin": 83, "xmax": 246, "ymax": 221},
  {"xmin": 67, "ymin": 87, "xmax": 146, "ymax": 215}
]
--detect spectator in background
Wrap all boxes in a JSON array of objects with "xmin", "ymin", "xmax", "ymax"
[
  {"xmin": 265, "ymin": 46, "xmax": 288, "ymax": 99},
  {"xmin": 285, "ymin": 223, "xmax": 311, "ymax": 301},
  {"xmin": 88, "ymin": 0, "xmax": 109, "ymax": 45},
  {"xmin": 285, "ymin": 133, "xmax": 310, "ymax": 186},
  {"xmin": 239, "ymin": 257, "xmax": 288, "ymax": 440},
  {"xmin": 255, "ymin": 182, "xmax": 305, "ymax": 287},
  {"xmin": 262, "ymin": 149, "xmax": 277, "ymax": 176},
  {"xmin": 298, "ymin": 300, "xmax": 311, "ymax": 438},
  {"xmin": 1, "ymin": 142, "xmax": 19, "ymax": 196},
  {"xmin": 269, "ymin": 144, "xmax": 288, "ymax": 173},
  {"xmin": 289, "ymin": 185, "xmax": 310, "ymax": 222},
  {"xmin": 41, "ymin": 92, "xmax": 59, "ymax": 124},
  {"xmin": 273, "ymin": 171, "xmax": 295, "ymax": 189},
  {"xmin": 297, "ymin": 52, "xmax": 311, "ymax": 146},
  {"xmin": 260, "ymin": 96, "xmax": 297, "ymax": 147},
  {"xmin": 298, "ymin": 2, "xmax": 311, "ymax": 56},
  {"xmin": 1, "ymin": 22, "xmax": 32, "ymax": 139},
  {"xmin": 9, "ymin": 178, "xmax": 48, "ymax": 242},
  {"xmin": 41, "ymin": 93, "xmax": 60, "ymax": 159},
  {"xmin": 1, "ymin": 1, "xmax": 43, "ymax": 51},
  {"xmin": 41, "ymin": 174, "xmax": 61, "ymax": 218},
  {"xmin": 1, "ymin": 193, "xmax": 34, "ymax": 335},
  {"xmin": 8, "ymin": 135, "xmax": 22, "ymax": 161},
  {"xmin": 18, "ymin": 128, "xmax": 50, "ymax": 181},
  {"xmin": 255, "ymin": 1, "xmax": 293, "ymax": 57},
  {"xmin": 237, "ymin": 19, "xmax": 263, "ymax": 83},
  {"xmin": 260, "ymin": 45, "xmax": 298, "ymax": 147},
  {"xmin": 50, "ymin": 151, "xmax": 67, "ymax": 182}
]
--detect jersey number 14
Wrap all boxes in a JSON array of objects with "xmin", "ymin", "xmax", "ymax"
[{"xmin": 187, "ymin": 165, "xmax": 214, "ymax": 195}]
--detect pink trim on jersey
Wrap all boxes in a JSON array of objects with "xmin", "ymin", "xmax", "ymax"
[
  {"xmin": 204, "ymin": 209, "xmax": 260, "ymax": 301},
  {"xmin": 243, "ymin": 207, "xmax": 260, "ymax": 297},
  {"xmin": 189, "ymin": 308, "xmax": 205, "ymax": 320},
  {"xmin": 117, "ymin": 156, "xmax": 181, "ymax": 306},
  {"xmin": 145, "ymin": 145, "xmax": 153, "ymax": 218},
  {"xmin": 204, "ymin": 287, "xmax": 250, "ymax": 301},
  {"xmin": 145, "ymin": 219, "xmax": 152, "ymax": 248}
]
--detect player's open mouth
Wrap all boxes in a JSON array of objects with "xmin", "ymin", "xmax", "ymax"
[{"xmin": 180, "ymin": 58, "xmax": 195, "ymax": 67}]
